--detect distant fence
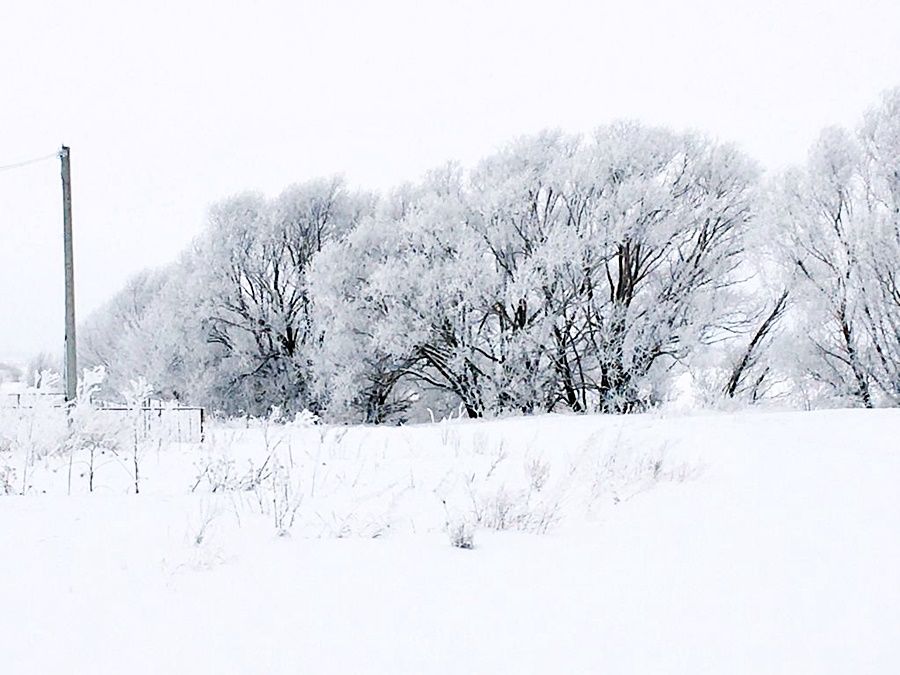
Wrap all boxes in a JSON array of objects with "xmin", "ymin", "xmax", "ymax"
[
  {"xmin": 0, "ymin": 394, "xmax": 205, "ymax": 444},
  {"xmin": 98, "ymin": 406, "xmax": 205, "ymax": 444},
  {"xmin": 0, "ymin": 392, "xmax": 67, "ymax": 408}
]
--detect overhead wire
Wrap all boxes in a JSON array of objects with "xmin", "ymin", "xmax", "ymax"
[{"xmin": 0, "ymin": 151, "xmax": 59, "ymax": 173}]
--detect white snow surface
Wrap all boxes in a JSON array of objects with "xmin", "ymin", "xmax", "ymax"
[{"xmin": 1, "ymin": 408, "xmax": 898, "ymax": 674}]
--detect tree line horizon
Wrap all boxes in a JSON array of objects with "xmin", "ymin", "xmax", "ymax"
[{"xmin": 49, "ymin": 87, "xmax": 900, "ymax": 422}]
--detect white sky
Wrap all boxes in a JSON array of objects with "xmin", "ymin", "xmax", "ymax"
[{"xmin": 1, "ymin": 0, "xmax": 899, "ymax": 363}]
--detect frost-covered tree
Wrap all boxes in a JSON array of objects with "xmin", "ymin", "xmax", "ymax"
[
  {"xmin": 79, "ymin": 268, "xmax": 168, "ymax": 398},
  {"xmin": 79, "ymin": 257, "xmax": 216, "ymax": 404},
  {"xmin": 197, "ymin": 178, "xmax": 373, "ymax": 415},
  {"xmin": 313, "ymin": 125, "xmax": 758, "ymax": 420},
  {"xmin": 311, "ymin": 167, "xmax": 498, "ymax": 420},
  {"xmin": 858, "ymin": 89, "xmax": 900, "ymax": 402},
  {"xmin": 309, "ymin": 184, "xmax": 424, "ymax": 423},
  {"xmin": 80, "ymin": 179, "xmax": 373, "ymax": 414},
  {"xmin": 471, "ymin": 125, "xmax": 758, "ymax": 413},
  {"xmin": 772, "ymin": 129, "xmax": 875, "ymax": 405},
  {"xmin": 768, "ymin": 89, "xmax": 900, "ymax": 407}
]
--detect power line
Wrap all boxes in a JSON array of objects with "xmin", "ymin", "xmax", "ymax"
[{"xmin": 0, "ymin": 151, "xmax": 59, "ymax": 173}]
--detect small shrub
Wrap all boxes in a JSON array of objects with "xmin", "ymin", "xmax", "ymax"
[
  {"xmin": 267, "ymin": 460, "xmax": 303, "ymax": 536},
  {"xmin": 526, "ymin": 457, "xmax": 550, "ymax": 491},
  {"xmin": 0, "ymin": 437, "xmax": 16, "ymax": 495},
  {"xmin": 590, "ymin": 442, "xmax": 698, "ymax": 505},
  {"xmin": 447, "ymin": 519, "xmax": 475, "ymax": 549},
  {"xmin": 473, "ymin": 485, "xmax": 560, "ymax": 534}
]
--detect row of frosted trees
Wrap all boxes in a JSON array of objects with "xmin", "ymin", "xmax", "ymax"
[{"xmin": 80, "ymin": 89, "xmax": 900, "ymax": 422}]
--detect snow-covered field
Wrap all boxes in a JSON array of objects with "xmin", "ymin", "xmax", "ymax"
[{"xmin": 1, "ymin": 408, "xmax": 898, "ymax": 673}]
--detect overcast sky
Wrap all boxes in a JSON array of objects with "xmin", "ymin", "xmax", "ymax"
[{"xmin": 1, "ymin": 0, "xmax": 899, "ymax": 364}]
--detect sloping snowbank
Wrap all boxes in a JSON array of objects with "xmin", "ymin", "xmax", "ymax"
[{"xmin": 0, "ymin": 408, "xmax": 897, "ymax": 673}]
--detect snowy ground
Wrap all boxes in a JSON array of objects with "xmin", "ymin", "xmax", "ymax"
[{"xmin": 1, "ymin": 408, "xmax": 898, "ymax": 673}]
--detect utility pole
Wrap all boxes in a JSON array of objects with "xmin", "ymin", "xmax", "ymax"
[{"xmin": 60, "ymin": 145, "xmax": 77, "ymax": 403}]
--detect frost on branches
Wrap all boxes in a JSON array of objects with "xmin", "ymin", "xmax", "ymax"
[
  {"xmin": 78, "ymin": 89, "xmax": 900, "ymax": 422},
  {"xmin": 313, "ymin": 125, "xmax": 756, "ymax": 419}
]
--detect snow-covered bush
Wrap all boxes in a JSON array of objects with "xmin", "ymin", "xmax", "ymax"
[
  {"xmin": 446, "ymin": 517, "xmax": 476, "ymax": 550},
  {"xmin": 0, "ymin": 434, "xmax": 15, "ymax": 495},
  {"xmin": 63, "ymin": 367, "xmax": 124, "ymax": 493}
]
